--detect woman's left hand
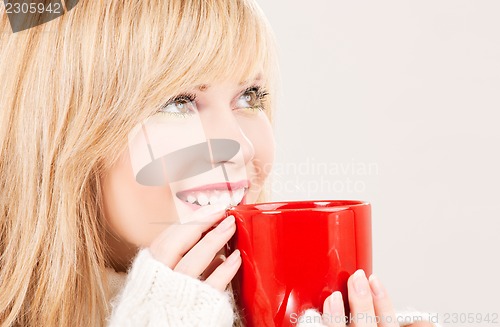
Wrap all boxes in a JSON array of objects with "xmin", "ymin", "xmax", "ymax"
[{"xmin": 320, "ymin": 269, "xmax": 434, "ymax": 327}]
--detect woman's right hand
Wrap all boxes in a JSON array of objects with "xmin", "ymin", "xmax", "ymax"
[{"xmin": 148, "ymin": 204, "xmax": 241, "ymax": 292}]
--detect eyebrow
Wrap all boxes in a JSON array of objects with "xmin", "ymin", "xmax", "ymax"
[{"xmin": 196, "ymin": 74, "xmax": 263, "ymax": 92}]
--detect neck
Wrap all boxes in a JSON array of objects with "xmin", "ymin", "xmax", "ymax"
[{"xmin": 105, "ymin": 230, "xmax": 138, "ymax": 273}]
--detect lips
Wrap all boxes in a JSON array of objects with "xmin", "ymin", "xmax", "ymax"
[{"xmin": 176, "ymin": 180, "xmax": 249, "ymax": 207}]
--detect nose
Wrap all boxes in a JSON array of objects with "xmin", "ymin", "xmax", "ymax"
[
  {"xmin": 201, "ymin": 110, "xmax": 256, "ymax": 168},
  {"xmin": 129, "ymin": 105, "xmax": 257, "ymax": 186}
]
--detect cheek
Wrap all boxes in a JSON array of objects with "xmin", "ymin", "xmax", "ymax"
[
  {"xmin": 238, "ymin": 113, "xmax": 275, "ymax": 195},
  {"xmin": 101, "ymin": 148, "xmax": 178, "ymax": 246},
  {"xmin": 252, "ymin": 117, "xmax": 275, "ymax": 176}
]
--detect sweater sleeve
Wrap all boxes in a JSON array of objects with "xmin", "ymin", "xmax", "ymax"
[
  {"xmin": 296, "ymin": 308, "xmax": 442, "ymax": 327},
  {"xmin": 106, "ymin": 248, "xmax": 234, "ymax": 327}
]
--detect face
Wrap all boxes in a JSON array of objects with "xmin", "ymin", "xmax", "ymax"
[{"xmin": 101, "ymin": 77, "xmax": 275, "ymax": 248}]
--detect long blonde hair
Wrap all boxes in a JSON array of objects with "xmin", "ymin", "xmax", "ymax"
[{"xmin": 0, "ymin": 1, "xmax": 279, "ymax": 325}]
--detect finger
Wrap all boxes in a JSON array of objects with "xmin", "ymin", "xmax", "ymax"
[
  {"xmin": 149, "ymin": 204, "xmax": 227, "ymax": 268},
  {"xmin": 322, "ymin": 291, "xmax": 346, "ymax": 327},
  {"xmin": 368, "ymin": 274, "xmax": 399, "ymax": 327},
  {"xmin": 174, "ymin": 215, "xmax": 235, "ymax": 277},
  {"xmin": 204, "ymin": 249, "xmax": 241, "ymax": 292},
  {"xmin": 347, "ymin": 269, "xmax": 377, "ymax": 327},
  {"xmin": 200, "ymin": 254, "xmax": 225, "ymax": 280}
]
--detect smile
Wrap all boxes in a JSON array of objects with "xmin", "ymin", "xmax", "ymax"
[{"xmin": 176, "ymin": 180, "xmax": 249, "ymax": 207}]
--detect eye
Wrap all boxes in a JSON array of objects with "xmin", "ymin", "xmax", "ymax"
[
  {"xmin": 156, "ymin": 93, "xmax": 197, "ymax": 118},
  {"xmin": 235, "ymin": 86, "xmax": 269, "ymax": 111}
]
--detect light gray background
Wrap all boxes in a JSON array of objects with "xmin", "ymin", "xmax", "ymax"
[{"xmin": 257, "ymin": 0, "xmax": 500, "ymax": 324}]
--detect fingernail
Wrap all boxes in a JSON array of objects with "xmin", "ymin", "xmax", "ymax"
[
  {"xmin": 353, "ymin": 269, "xmax": 369, "ymax": 295},
  {"xmin": 368, "ymin": 274, "xmax": 385, "ymax": 297},
  {"xmin": 216, "ymin": 215, "xmax": 235, "ymax": 233},
  {"xmin": 226, "ymin": 249, "xmax": 240, "ymax": 265},
  {"xmin": 329, "ymin": 291, "xmax": 344, "ymax": 315}
]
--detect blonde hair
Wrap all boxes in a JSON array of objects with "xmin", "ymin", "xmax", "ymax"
[{"xmin": 0, "ymin": 0, "xmax": 279, "ymax": 326}]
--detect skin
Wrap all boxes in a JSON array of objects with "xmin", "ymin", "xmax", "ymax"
[
  {"xmin": 101, "ymin": 77, "xmax": 274, "ymax": 271},
  {"xmin": 101, "ymin": 77, "xmax": 433, "ymax": 327},
  {"xmin": 321, "ymin": 270, "xmax": 434, "ymax": 327}
]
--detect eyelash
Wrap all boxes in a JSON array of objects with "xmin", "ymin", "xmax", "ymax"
[
  {"xmin": 156, "ymin": 85, "xmax": 269, "ymax": 118},
  {"xmin": 155, "ymin": 93, "xmax": 198, "ymax": 118},
  {"xmin": 169, "ymin": 93, "xmax": 198, "ymax": 105}
]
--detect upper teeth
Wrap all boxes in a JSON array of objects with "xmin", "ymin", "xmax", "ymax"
[{"xmin": 182, "ymin": 188, "xmax": 245, "ymax": 207}]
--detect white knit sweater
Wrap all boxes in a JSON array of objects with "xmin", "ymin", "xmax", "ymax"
[{"xmin": 106, "ymin": 249, "xmax": 440, "ymax": 327}]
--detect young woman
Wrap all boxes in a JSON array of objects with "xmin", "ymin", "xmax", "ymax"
[{"xmin": 0, "ymin": 1, "xmax": 437, "ymax": 326}]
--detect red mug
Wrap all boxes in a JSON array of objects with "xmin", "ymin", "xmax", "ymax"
[{"xmin": 225, "ymin": 200, "xmax": 372, "ymax": 327}]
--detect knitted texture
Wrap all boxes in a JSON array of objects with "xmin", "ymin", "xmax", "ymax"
[
  {"xmin": 106, "ymin": 267, "xmax": 127, "ymax": 301},
  {"xmin": 107, "ymin": 248, "xmax": 234, "ymax": 327},
  {"xmin": 105, "ymin": 250, "xmax": 439, "ymax": 327}
]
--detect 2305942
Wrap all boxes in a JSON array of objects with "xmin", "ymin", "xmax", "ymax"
[{"xmin": 3, "ymin": 2, "xmax": 63, "ymax": 14}]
